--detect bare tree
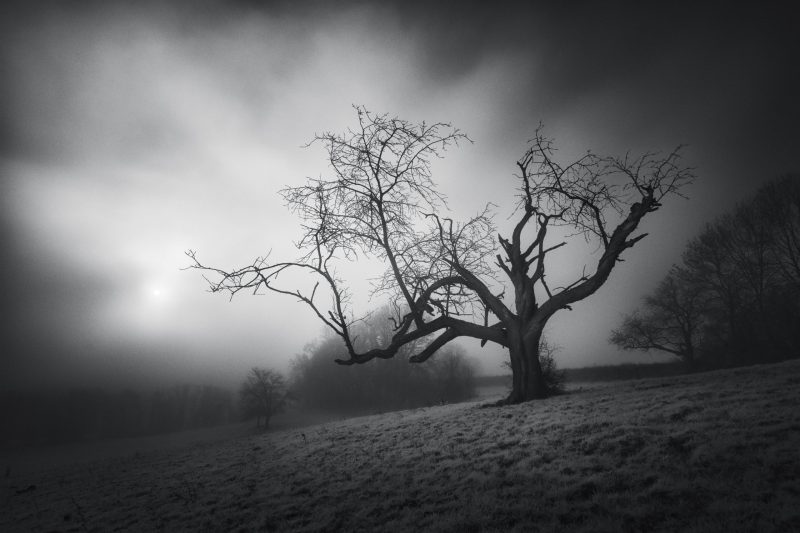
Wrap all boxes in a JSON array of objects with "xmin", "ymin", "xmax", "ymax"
[
  {"xmin": 610, "ymin": 268, "xmax": 706, "ymax": 369},
  {"xmin": 679, "ymin": 176, "xmax": 800, "ymax": 364},
  {"xmin": 615, "ymin": 175, "xmax": 800, "ymax": 369},
  {"xmin": 429, "ymin": 345, "xmax": 478, "ymax": 403},
  {"xmin": 188, "ymin": 106, "xmax": 693, "ymax": 404},
  {"xmin": 239, "ymin": 367, "xmax": 287, "ymax": 429},
  {"xmin": 754, "ymin": 175, "xmax": 800, "ymax": 290}
]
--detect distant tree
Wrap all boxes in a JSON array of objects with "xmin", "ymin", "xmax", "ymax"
[
  {"xmin": 756, "ymin": 175, "xmax": 800, "ymax": 288},
  {"xmin": 288, "ymin": 306, "xmax": 431, "ymax": 412},
  {"xmin": 751, "ymin": 176, "xmax": 800, "ymax": 352},
  {"xmin": 188, "ymin": 106, "xmax": 693, "ymax": 403},
  {"xmin": 289, "ymin": 307, "xmax": 479, "ymax": 412},
  {"xmin": 682, "ymin": 185, "xmax": 795, "ymax": 365},
  {"xmin": 614, "ymin": 175, "xmax": 800, "ymax": 369},
  {"xmin": 428, "ymin": 345, "xmax": 478, "ymax": 403},
  {"xmin": 610, "ymin": 268, "xmax": 707, "ymax": 369},
  {"xmin": 240, "ymin": 367, "xmax": 287, "ymax": 428}
]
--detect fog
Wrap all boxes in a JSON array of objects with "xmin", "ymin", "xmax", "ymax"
[{"xmin": 1, "ymin": 2, "xmax": 797, "ymax": 394}]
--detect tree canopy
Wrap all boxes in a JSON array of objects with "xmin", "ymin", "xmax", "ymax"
[
  {"xmin": 239, "ymin": 367, "xmax": 287, "ymax": 428},
  {"xmin": 189, "ymin": 106, "xmax": 694, "ymax": 403}
]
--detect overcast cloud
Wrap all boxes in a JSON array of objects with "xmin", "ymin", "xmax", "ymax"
[{"xmin": 1, "ymin": 2, "xmax": 797, "ymax": 390}]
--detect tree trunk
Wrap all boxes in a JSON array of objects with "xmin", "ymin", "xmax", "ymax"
[{"xmin": 501, "ymin": 326, "xmax": 547, "ymax": 404}]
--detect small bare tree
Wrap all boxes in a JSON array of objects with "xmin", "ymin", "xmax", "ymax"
[
  {"xmin": 188, "ymin": 106, "xmax": 693, "ymax": 404},
  {"xmin": 239, "ymin": 367, "xmax": 287, "ymax": 428},
  {"xmin": 610, "ymin": 268, "xmax": 706, "ymax": 369}
]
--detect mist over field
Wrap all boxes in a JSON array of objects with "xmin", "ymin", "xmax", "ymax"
[{"xmin": 1, "ymin": 2, "xmax": 799, "ymax": 530}]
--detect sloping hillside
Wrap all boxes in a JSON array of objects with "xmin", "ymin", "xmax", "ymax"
[{"xmin": 4, "ymin": 360, "xmax": 799, "ymax": 532}]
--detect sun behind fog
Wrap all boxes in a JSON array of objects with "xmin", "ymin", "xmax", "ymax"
[{"xmin": 144, "ymin": 283, "xmax": 168, "ymax": 304}]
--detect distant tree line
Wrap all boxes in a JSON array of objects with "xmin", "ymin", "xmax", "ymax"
[
  {"xmin": 477, "ymin": 361, "xmax": 685, "ymax": 388},
  {"xmin": 290, "ymin": 306, "xmax": 479, "ymax": 414},
  {"xmin": 0, "ymin": 384, "xmax": 235, "ymax": 448},
  {"xmin": 1, "ymin": 309, "xmax": 481, "ymax": 447},
  {"xmin": 612, "ymin": 175, "xmax": 800, "ymax": 370},
  {"xmin": 563, "ymin": 362, "xmax": 685, "ymax": 383}
]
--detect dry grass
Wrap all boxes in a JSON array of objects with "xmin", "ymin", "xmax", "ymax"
[{"xmin": 3, "ymin": 360, "xmax": 799, "ymax": 532}]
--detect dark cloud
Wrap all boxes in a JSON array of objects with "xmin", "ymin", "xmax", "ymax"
[{"xmin": 384, "ymin": 4, "xmax": 790, "ymax": 92}]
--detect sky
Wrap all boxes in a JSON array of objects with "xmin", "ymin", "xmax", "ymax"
[{"xmin": 1, "ymin": 1, "xmax": 798, "ymax": 390}]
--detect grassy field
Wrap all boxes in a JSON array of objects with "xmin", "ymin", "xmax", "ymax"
[{"xmin": 3, "ymin": 360, "xmax": 799, "ymax": 532}]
